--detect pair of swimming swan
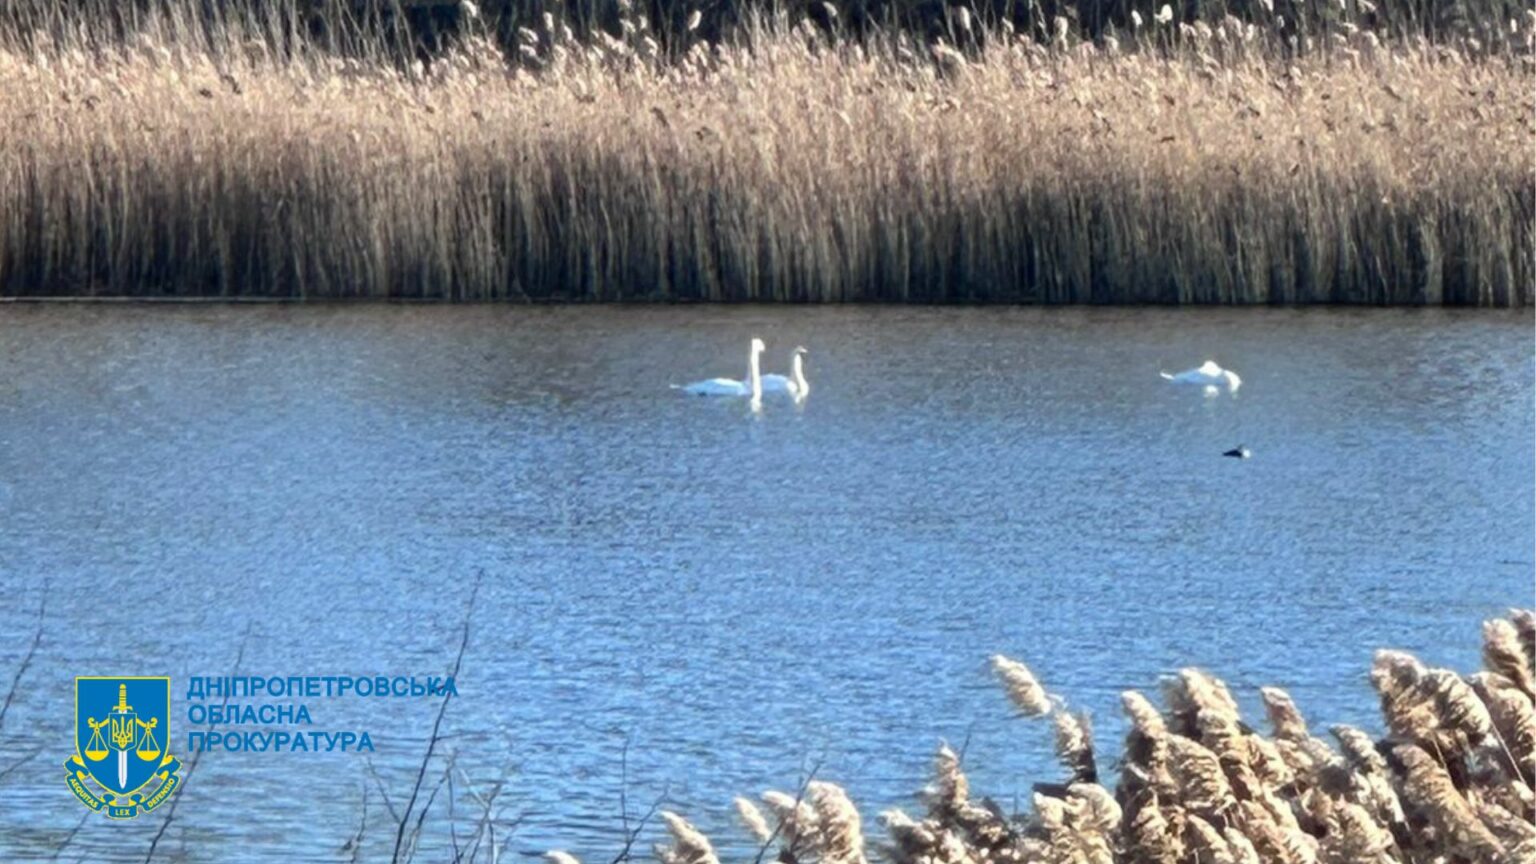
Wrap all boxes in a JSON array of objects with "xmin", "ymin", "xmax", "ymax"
[
  {"xmin": 1161, "ymin": 360, "xmax": 1241, "ymax": 394},
  {"xmin": 680, "ymin": 344, "xmax": 1230, "ymax": 402},
  {"xmin": 678, "ymin": 338, "xmax": 810, "ymax": 402}
]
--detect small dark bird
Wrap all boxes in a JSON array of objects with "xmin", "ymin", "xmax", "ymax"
[{"xmin": 1223, "ymin": 446, "xmax": 1251, "ymax": 459}]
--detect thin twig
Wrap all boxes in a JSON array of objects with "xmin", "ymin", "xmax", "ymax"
[
  {"xmin": 752, "ymin": 756, "xmax": 824, "ymax": 864},
  {"xmin": 0, "ymin": 745, "xmax": 42, "ymax": 783},
  {"xmin": 449, "ymin": 765, "xmax": 461, "ymax": 862},
  {"xmin": 366, "ymin": 756, "xmax": 403, "ymax": 825},
  {"xmin": 494, "ymin": 815, "xmax": 525, "ymax": 864},
  {"xmin": 50, "ymin": 810, "xmax": 91, "ymax": 862},
  {"xmin": 144, "ymin": 623, "xmax": 252, "ymax": 863},
  {"xmin": 403, "ymin": 762, "xmax": 453, "ymax": 862},
  {"xmin": 391, "ymin": 571, "xmax": 481, "ymax": 864},
  {"xmin": 0, "ymin": 590, "xmax": 46, "ymax": 734},
  {"xmin": 457, "ymin": 767, "xmax": 510, "ymax": 864},
  {"xmin": 618, "ymin": 733, "xmax": 631, "ymax": 844},
  {"xmin": 345, "ymin": 784, "xmax": 370, "ymax": 864},
  {"xmin": 457, "ymin": 773, "xmax": 499, "ymax": 863},
  {"xmin": 609, "ymin": 783, "xmax": 669, "ymax": 864}
]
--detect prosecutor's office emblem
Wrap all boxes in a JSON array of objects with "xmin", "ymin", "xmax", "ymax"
[{"xmin": 65, "ymin": 677, "xmax": 182, "ymax": 819}]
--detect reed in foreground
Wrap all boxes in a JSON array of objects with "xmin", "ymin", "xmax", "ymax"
[
  {"xmin": 0, "ymin": 7, "xmax": 1530, "ymax": 303},
  {"xmin": 550, "ymin": 609, "xmax": 1535, "ymax": 863}
]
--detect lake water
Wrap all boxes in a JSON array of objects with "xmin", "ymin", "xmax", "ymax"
[{"xmin": 0, "ymin": 305, "xmax": 1531, "ymax": 862}]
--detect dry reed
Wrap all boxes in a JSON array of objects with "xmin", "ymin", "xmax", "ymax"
[
  {"xmin": 732, "ymin": 797, "xmax": 773, "ymax": 844},
  {"xmin": 655, "ymin": 811, "xmax": 721, "ymax": 864},
  {"xmin": 576, "ymin": 608, "xmax": 1536, "ymax": 863},
  {"xmin": 992, "ymin": 654, "xmax": 1053, "ymax": 716},
  {"xmin": 0, "ymin": 2, "xmax": 1530, "ymax": 302}
]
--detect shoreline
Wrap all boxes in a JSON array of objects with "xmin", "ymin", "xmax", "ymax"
[{"xmin": 4, "ymin": 295, "xmax": 1534, "ymax": 307}]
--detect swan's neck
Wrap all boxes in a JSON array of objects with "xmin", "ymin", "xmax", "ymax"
[
  {"xmin": 749, "ymin": 345, "xmax": 763, "ymax": 402},
  {"xmin": 792, "ymin": 354, "xmax": 808, "ymax": 392}
]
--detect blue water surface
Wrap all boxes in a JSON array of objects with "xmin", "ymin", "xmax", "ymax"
[{"xmin": 0, "ymin": 305, "xmax": 1530, "ymax": 861}]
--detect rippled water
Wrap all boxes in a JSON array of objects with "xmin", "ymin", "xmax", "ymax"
[{"xmin": 0, "ymin": 305, "xmax": 1530, "ymax": 862}]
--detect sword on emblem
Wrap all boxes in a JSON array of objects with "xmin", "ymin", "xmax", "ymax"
[{"xmin": 106, "ymin": 684, "xmax": 136, "ymax": 790}]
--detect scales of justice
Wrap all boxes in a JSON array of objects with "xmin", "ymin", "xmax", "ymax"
[{"xmin": 83, "ymin": 683, "xmax": 161, "ymax": 791}]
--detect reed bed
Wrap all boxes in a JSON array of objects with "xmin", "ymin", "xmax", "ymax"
[
  {"xmin": 550, "ymin": 609, "xmax": 1536, "ymax": 863},
  {"xmin": 0, "ymin": 4, "xmax": 1530, "ymax": 302}
]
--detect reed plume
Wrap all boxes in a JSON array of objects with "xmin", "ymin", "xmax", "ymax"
[
  {"xmin": 1165, "ymin": 735, "xmax": 1236, "ymax": 817},
  {"xmin": 1510, "ymin": 611, "xmax": 1536, "ymax": 671},
  {"xmin": 654, "ymin": 811, "xmax": 719, "ymax": 864},
  {"xmin": 1220, "ymin": 827, "xmax": 1261, "ymax": 864},
  {"xmin": 760, "ymin": 789, "xmax": 819, "ymax": 850},
  {"xmin": 807, "ymin": 781, "xmax": 867, "ymax": 864},
  {"xmin": 990, "ymin": 655, "xmax": 1051, "ymax": 717},
  {"xmin": 1260, "ymin": 687, "xmax": 1311, "ymax": 741},
  {"xmin": 1320, "ymin": 801, "xmax": 1395, "ymax": 864},
  {"xmin": 1393, "ymin": 743, "xmax": 1503, "ymax": 860},
  {"xmin": 1123, "ymin": 789, "xmax": 1183, "ymax": 864},
  {"xmin": 1053, "ymin": 710, "xmax": 1097, "ymax": 785},
  {"xmin": 1183, "ymin": 814, "xmax": 1234, "ymax": 864},
  {"xmin": 1468, "ymin": 672, "xmax": 1536, "ymax": 785},
  {"xmin": 732, "ymin": 797, "xmax": 772, "ymax": 844},
  {"xmin": 1163, "ymin": 669, "xmax": 1240, "ymax": 738},
  {"xmin": 920, "ymin": 745, "xmax": 968, "ymax": 816},
  {"xmin": 1483, "ymin": 618, "xmax": 1535, "ymax": 698},
  {"xmin": 1329, "ymin": 724, "xmax": 1408, "ymax": 837},
  {"xmin": 1066, "ymin": 783, "xmax": 1121, "ymax": 839},
  {"xmin": 1120, "ymin": 690, "xmax": 1178, "ymax": 806}
]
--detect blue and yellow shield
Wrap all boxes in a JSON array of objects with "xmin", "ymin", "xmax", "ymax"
[{"xmin": 66, "ymin": 677, "xmax": 181, "ymax": 819}]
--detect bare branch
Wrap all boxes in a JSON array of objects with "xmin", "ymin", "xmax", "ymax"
[
  {"xmin": 391, "ymin": 571, "xmax": 482, "ymax": 864},
  {"xmin": 0, "ymin": 590, "xmax": 46, "ymax": 734}
]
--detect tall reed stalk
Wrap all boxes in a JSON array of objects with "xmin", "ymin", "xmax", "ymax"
[{"xmin": 0, "ymin": 2, "xmax": 1529, "ymax": 302}]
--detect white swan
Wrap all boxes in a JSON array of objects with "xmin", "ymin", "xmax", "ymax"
[
  {"xmin": 1160, "ymin": 360, "xmax": 1241, "ymax": 393},
  {"xmin": 760, "ymin": 346, "xmax": 809, "ymax": 401},
  {"xmin": 677, "ymin": 338, "xmax": 765, "ymax": 403}
]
